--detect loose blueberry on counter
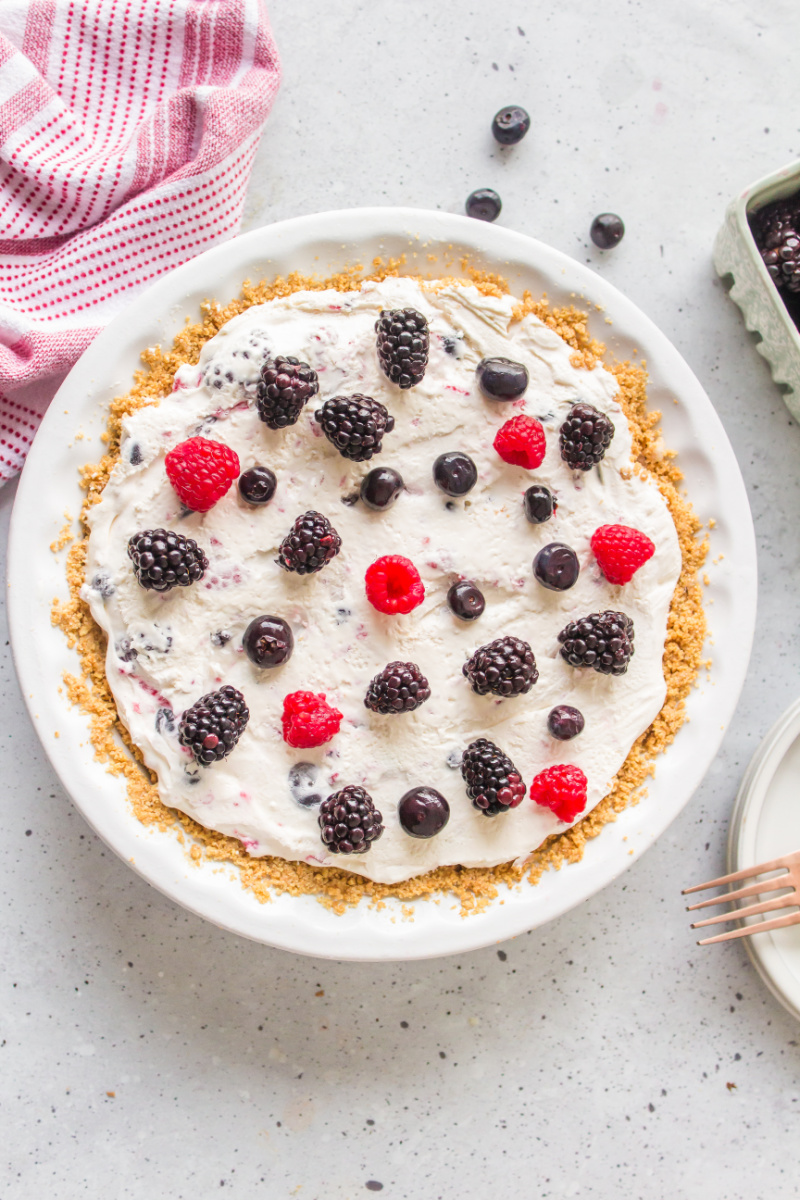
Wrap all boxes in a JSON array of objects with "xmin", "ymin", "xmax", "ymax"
[
  {"xmin": 288, "ymin": 762, "xmax": 323, "ymax": 808},
  {"xmin": 466, "ymin": 188, "xmax": 502, "ymax": 222},
  {"xmin": 590, "ymin": 213, "xmax": 625, "ymax": 249},
  {"xmin": 523, "ymin": 485, "xmax": 557, "ymax": 525},
  {"xmin": 533, "ymin": 542, "xmax": 580, "ymax": 591},
  {"xmin": 238, "ymin": 465, "xmax": 277, "ymax": 505},
  {"xmin": 491, "ymin": 105, "xmax": 530, "ymax": 145},
  {"xmin": 243, "ymin": 615, "xmax": 294, "ymax": 668},
  {"xmin": 547, "ymin": 705, "xmax": 585, "ymax": 740},
  {"xmin": 447, "ymin": 580, "xmax": 486, "ymax": 621},
  {"xmin": 433, "ymin": 451, "xmax": 478, "ymax": 497},
  {"xmin": 476, "ymin": 357, "xmax": 529, "ymax": 401},
  {"xmin": 398, "ymin": 786, "xmax": 450, "ymax": 839},
  {"xmin": 360, "ymin": 466, "xmax": 404, "ymax": 510}
]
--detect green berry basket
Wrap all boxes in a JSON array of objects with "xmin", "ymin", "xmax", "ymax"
[{"xmin": 713, "ymin": 158, "xmax": 800, "ymax": 421}]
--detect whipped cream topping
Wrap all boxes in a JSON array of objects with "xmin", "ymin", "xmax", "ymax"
[{"xmin": 84, "ymin": 277, "xmax": 681, "ymax": 885}]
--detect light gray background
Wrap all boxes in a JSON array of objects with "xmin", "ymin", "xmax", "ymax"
[{"xmin": 3, "ymin": 2, "xmax": 799, "ymax": 1197}]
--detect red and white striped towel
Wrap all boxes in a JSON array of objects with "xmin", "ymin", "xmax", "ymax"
[{"xmin": 0, "ymin": 0, "xmax": 280, "ymax": 481}]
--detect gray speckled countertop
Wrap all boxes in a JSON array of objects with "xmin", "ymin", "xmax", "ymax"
[{"xmin": 2, "ymin": 2, "xmax": 799, "ymax": 1196}]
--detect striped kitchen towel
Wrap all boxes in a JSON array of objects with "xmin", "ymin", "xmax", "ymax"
[{"xmin": 0, "ymin": 0, "xmax": 281, "ymax": 480}]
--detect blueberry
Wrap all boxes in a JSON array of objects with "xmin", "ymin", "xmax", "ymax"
[
  {"xmin": 547, "ymin": 705, "xmax": 585, "ymax": 740},
  {"xmin": 335, "ymin": 606, "xmax": 352, "ymax": 624},
  {"xmin": 210, "ymin": 629, "xmax": 232, "ymax": 647},
  {"xmin": 433, "ymin": 452, "xmax": 478, "ymax": 497},
  {"xmin": 590, "ymin": 213, "xmax": 625, "ymax": 249},
  {"xmin": 466, "ymin": 188, "xmax": 502, "ymax": 222},
  {"xmin": 243, "ymin": 615, "xmax": 293, "ymax": 668},
  {"xmin": 155, "ymin": 707, "xmax": 175, "ymax": 734},
  {"xmin": 288, "ymin": 762, "xmax": 323, "ymax": 808},
  {"xmin": 491, "ymin": 105, "xmax": 530, "ymax": 145},
  {"xmin": 128, "ymin": 442, "xmax": 143, "ymax": 466},
  {"xmin": 533, "ymin": 543, "xmax": 580, "ymax": 591},
  {"xmin": 116, "ymin": 636, "xmax": 137, "ymax": 663},
  {"xmin": 341, "ymin": 491, "xmax": 360, "ymax": 506},
  {"xmin": 398, "ymin": 786, "xmax": 450, "ymax": 839},
  {"xmin": 447, "ymin": 580, "xmax": 485, "ymax": 621},
  {"xmin": 360, "ymin": 466, "xmax": 404, "ymax": 511},
  {"xmin": 523, "ymin": 485, "xmax": 557, "ymax": 524},
  {"xmin": 476, "ymin": 357, "xmax": 529, "ymax": 401},
  {"xmin": 91, "ymin": 572, "xmax": 116, "ymax": 599},
  {"xmin": 238, "ymin": 465, "xmax": 277, "ymax": 505}
]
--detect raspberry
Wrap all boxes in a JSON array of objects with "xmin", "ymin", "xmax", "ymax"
[
  {"xmin": 463, "ymin": 635, "xmax": 538, "ymax": 697},
  {"xmin": 529, "ymin": 764, "xmax": 588, "ymax": 822},
  {"xmin": 493, "ymin": 414, "xmax": 546, "ymax": 469},
  {"xmin": 165, "ymin": 436, "xmax": 240, "ymax": 512},
  {"xmin": 281, "ymin": 691, "xmax": 343, "ymax": 749},
  {"xmin": 365, "ymin": 556, "xmax": 425, "ymax": 615},
  {"xmin": 179, "ymin": 685, "xmax": 249, "ymax": 765},
  {"xmin": 591, "ymin": 524, "xmax": 655, "ymax": 585},
  {"xmin": 461, "ymin": 738, "xmax": 526, "ymax": 817},
  {"xmin": 318, "ymin": 785, "xmax": 384, "ymax": 855}
]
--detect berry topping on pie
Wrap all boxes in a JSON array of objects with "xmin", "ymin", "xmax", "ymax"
[
  {"xmin": 165, "ymin": 436, "xmax": 240, "ymax": 512},
  {"xmin": 282, "ymin": 691, "xmax": 343, "ymax": 749},
  {"xmin": 365, "ymin": 555, "xmax": 425, "ymax": 615},
  {"xmin": 591, "ymin": 524, "xmax": 655, "ymax": 585},
  {"xmin": 529, "ymin": 764, "xmax": 588, "ymax": 822},
  {"xmin": 493, "ymin": 414, "xmax": 546, "ymax": 469}
]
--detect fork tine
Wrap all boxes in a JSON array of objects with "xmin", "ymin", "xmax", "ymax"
[
  {"xmin": 682, "ymin": 853, "xmax": 796, "ymax": 894},
  {"xmin": 686, "ymin": 872, "xmax": 793, "ymax": 911},
  {"xmin": 691, "ymin": 893, "xmax": 800, "ymax": 929},
  {"xmin": 697, "ymin": 909, "xmax": 800, "ymax": 945}
]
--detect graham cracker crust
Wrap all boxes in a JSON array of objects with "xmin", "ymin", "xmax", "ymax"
[{"xmin": 51, "ymin": 261, "xmax": 708, "ymax": 916}]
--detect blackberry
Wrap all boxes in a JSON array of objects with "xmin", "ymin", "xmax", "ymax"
[
  {"xmin": 559, "ymin": 402, "xmax": 615, "ymax": 471},
  {"xmin": 375, "ymin": 308, "xmax": 429, "ymax": 389},
  {"xmin": 751, "ymin": 199, "xmax": 800, "ymax": 292},
  {"xmin": 128, "ymin": 528, "xmax": 208, "ymax": 592},
  {"xmin": 318, "ymin": 785, "xmax": 384, "ymax": 855},
  {"xmin": 463, "ymin": 635, "xmax": 538, "ymax": 697},
  {"xmin": 314, "ymin": 394, "xmax": 395, "ymax": 462},
  {"xmin": 178, "ymin": 684, "xmax": 249, "ymax": 765},
  {"xmin": 558, "ymin": 610, "xmax": 635, "ymax": 676},
  {"xmin": 256, "ymin": 356, "xmax": 319, "ymax": 428},
  {"xmin": 364, "ymin": 661, "xmax": 431, "ymax": 714},
  {"xmin": 276, "ymin": 511, "xmax": 341, "ymax": 575},
  {"xmin": 461, "ymin": 737, "xmax": 526, "ymax": 817}
]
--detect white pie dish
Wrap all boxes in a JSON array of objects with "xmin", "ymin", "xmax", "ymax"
[{"xmin": 8, "ymin": 207, "xmax": 756, "ymax": 961}]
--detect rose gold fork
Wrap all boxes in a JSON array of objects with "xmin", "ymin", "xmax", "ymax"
[{"xmin": 683, "ymin": 850, "xmax": 800, "ymax": 945}]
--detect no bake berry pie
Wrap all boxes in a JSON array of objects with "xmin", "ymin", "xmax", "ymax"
[{"xmin": 55, "ymin": 267, "xmax": 706, "ymax": 910}]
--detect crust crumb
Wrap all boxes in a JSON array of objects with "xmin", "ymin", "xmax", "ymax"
[{"xmin": 51, "ymin": 268, "xmax": 707, "ymax": 916}]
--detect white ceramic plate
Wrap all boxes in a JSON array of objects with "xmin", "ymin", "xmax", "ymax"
[
  {"xmin": 728, "ymin": 699, "xmax": 800, "ymax": 1022},
  {"xmin": 8, "ymin": 208, "xmax": 756, "ymax": 961}
]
